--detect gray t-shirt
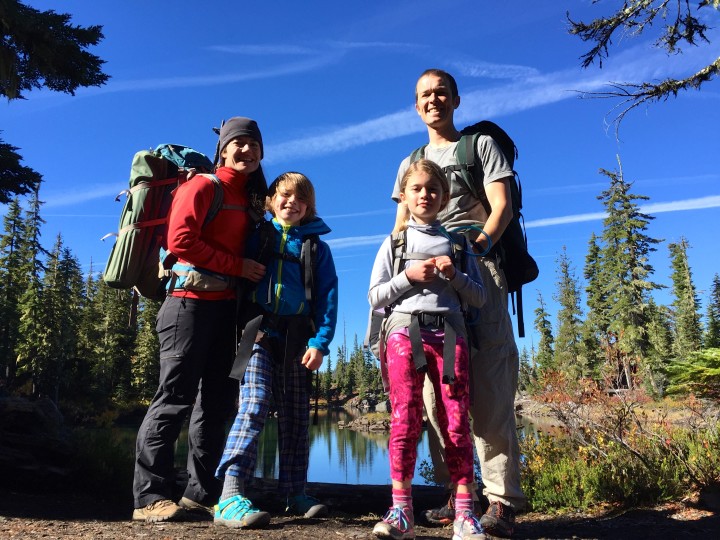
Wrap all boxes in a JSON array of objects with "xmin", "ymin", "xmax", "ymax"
[{"xmin": 393, "ymin": 135, "xmax": 513, "ymax": 232}]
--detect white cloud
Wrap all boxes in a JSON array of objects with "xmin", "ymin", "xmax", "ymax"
[
  {"xmin": 327, "ymin": 234, "xmax": 387, "ymax": 249},
  {"xmin": 43, "ymin": 185, "xmax": 125, "ymax": 208},
  {"xmin": 329, "ymin": 195, "xmax": 720, "ymax": 248},
  {"xmin": 524, "ymin": 195, "xmax": 720, "ymax": 229},
  {"xmin": 451, "ymin": 60, "xmax": 541, "ymax": 80},
  {"xmin": 206, "ymin": 44, "xmax": 318, "ymax": 55},
  {"xmin": 266, "ymin": 31, "xmax": 718, "ymax": 163}
]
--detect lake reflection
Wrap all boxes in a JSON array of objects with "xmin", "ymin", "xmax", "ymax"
[
  {"xmin": 253, "ymin": 409, "xmax": 431, "ymax": 485},
  {"xmin": 171, "ymin": 410, "xmax": 555, "ymax": 486}
]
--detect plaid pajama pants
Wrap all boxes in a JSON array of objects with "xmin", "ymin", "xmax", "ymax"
[{"xmin": 216, "ymin": 340, "xmax": 310, "ymax": 496}]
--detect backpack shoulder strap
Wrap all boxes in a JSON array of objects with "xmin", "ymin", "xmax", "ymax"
[
  {"xmin": 390, "ymin": 230, "xmax": 407, "ymax": 277},
  {"xmin": 203, "ymin": 174, "xmax": 224, "ymax": 226},
  {"xmin": 300, "ymin": 234, "xmax": 319, "ymax": 306},
  {"xmin": 451, "ymin": 133, "xmax": 487, "ymax": 208},
  {"xmin": 255, "ymin": 220, "xmax": 276, "ymax": 265},
  {"xmin": 409, "ymin": 145, "xmax": 427, "ymax": 164}
]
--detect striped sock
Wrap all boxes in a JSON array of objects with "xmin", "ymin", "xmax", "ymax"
[
  {"xmin": 392, "ymin": 488, "xmax": 412, "ymax": 509},
  {"xmin": 220, "ymin": 474, "xmax": 244, "ymax": 501},
  {"xmin": 455, "ymin": 492, "xmax": 473, "ymax": 514}
]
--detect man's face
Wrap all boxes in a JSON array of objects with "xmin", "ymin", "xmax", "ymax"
[{"xmin": 415, "ymin": 74, "xmax": 459, "ymax": 129}]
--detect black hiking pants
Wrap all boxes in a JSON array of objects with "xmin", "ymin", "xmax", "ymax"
[{"xmin": 133, "ymin": 296, "xmax": 238, "ymax": 508}]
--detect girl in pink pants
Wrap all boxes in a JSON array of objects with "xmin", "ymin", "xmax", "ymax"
[{"xmin": 368, "ymin": 159, "xmax": 487, "ymax": 540}]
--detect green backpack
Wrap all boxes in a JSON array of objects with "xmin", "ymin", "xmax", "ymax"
[
  {"xmin": 409, "ymin": 120, "xmax": 539, "ymax": 337},
  {"xmin": 101, "ymin": 144, "xmax": 222, "ymax": 301}
]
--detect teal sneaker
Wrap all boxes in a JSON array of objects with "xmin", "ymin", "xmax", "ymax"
[
  {"xmin": 286, "ymin": 493, "xmax": 328, "ymax": 518},
  {"xmin": 214, "ymin": 495, "xmax": 271, "ymax": 529}
]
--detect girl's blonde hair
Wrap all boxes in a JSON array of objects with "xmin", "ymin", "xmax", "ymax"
[
  {"xmin": 393, "ymin": 159, "xmax": 450, "ymax": 233},
  {"xmin": 265, "ymin": 172, "xmax": 317, "ymax": 224}
]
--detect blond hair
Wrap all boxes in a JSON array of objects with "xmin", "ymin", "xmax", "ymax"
[{"xmin": 266, "ymin": 172, "xmax": 317, "ymax": 224}]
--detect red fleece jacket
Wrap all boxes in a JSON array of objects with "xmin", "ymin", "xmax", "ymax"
[{"xmin": 166, "ymin": 166, "xmax": 253, "ymax": 300}]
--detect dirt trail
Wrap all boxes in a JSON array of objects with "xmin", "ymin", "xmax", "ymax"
[{"xmin": 1, "ymin": 485, "xmax": 718, "ymax": 540}]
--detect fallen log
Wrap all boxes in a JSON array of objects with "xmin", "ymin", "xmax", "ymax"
[{"xmin": 244, "ymin": 477, "xmax": 446, "ymax": 515}]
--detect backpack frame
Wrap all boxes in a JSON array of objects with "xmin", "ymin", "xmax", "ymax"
[{"xmin": 102, "ymin": 144, "xmax": 222, "ymax": 301}]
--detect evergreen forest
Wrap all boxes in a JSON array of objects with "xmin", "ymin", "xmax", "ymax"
[{"xmin": 1, "ymin": 157, "xmax": 719, "ymax": 421}]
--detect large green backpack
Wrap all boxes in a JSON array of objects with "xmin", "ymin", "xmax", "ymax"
[
  {"xmin": 409, "ymin": 120, "xmax": 539, "ymax": 337},
  {"xmin": 101, "ymin": 144, "xmax": 222, "ymax": 301}
]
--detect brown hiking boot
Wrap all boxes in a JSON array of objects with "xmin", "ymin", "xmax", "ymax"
[
  {"xmin": 132, "ymin": 499, "xmax": 187, "ymax": 522},
  {"xmin": 479, "ymin": 501, "xmax": 515, "ymax": 537},
  {"xmin": 423, "ymin": 493, "xmax": 455, "ymax": 526}
]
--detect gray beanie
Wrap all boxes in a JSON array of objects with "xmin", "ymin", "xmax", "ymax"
[{"xmin": 214, "ymin": 116, "xmax": 263, "ymax": 164}]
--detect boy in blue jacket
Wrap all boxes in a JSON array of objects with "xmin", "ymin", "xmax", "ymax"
[{"xmin": 215, "ymin": 172, "xmax": 338, "ymax": 528}]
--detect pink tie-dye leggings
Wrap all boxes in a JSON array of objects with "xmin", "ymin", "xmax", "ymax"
[{"xmin": 385, "ymin": 331, "xmax": 473, "ymax": 485}]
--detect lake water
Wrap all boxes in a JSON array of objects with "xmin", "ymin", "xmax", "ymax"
[
  {"xmin": 171, "ymin": 408, "xmax": 430, "ymax": 485},
  {"xmin": 168, "ymin": 409, "xmax": 554, "ymax": 486}
]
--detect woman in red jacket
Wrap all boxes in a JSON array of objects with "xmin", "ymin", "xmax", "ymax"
[{"xmin": 132, "ymin": 117, "xmax": 267, "ymax": 523}]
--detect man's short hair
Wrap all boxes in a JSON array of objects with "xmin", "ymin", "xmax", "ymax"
[{"xmin": 415, "ymin": 69, "xmax": 459, "ymax": 101}]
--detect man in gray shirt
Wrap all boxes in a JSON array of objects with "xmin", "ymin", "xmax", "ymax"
[{"xmin": 392, "ymin": 69, "xmax": 525, "ymax": 538}]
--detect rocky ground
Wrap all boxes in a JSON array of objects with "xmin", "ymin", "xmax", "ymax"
[{"xmin": 1, "ymin": 483, "xmax": 719, "ymax": 540}]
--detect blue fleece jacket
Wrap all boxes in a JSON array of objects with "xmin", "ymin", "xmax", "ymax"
[{"xmin": 248, "ymin": 217, "xmax": 338, "ymax": 355}]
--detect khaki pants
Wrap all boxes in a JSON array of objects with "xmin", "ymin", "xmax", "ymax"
[{"xmin": 423, "ymin": 256, "xmax": 526, "ymax": 510}]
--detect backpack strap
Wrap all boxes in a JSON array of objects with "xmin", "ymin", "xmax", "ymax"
[
  {"xmin": 204, "ymin": 174, "xmax": 224, "ymax": 225},
  {"xmin": 450, "ymin": 133, "xmax": 489, "ymax": 212},
  {"xmin": 390, "ymin": 229, "xmax": 464, "ymax": 382},
  {"xmin": 300, "ymin": 234, "xmax": 319, "ymax": 331},
  {"xmin": 162, "ymin": 174, "xmax": 227, "ymax": 291},
  {"xmin": 409, "ymin": 145, "xmax": 426, "ymax": 164}
]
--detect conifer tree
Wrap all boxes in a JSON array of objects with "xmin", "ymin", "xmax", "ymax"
[
  {"xmin": 568, "ymin": 0, "xmax": 720, "ymax": 129},
  {"xmin": 0, "ymin": 199, "xmax": 26, "ymax": 379},
  {"xmin": 41, "ymin": 235, "xmax": 84, "ymax": 402},
  {"xmin": 93, "ymin": 280, "xmax": 136, "ymax": 402},
  {"xmin": 533, "ymin": 292, "xmax": 554, "ymax": 375},
  {"xmin": 73, "ymin": 261, "xmax": 104, "ymax": 404},
  {"xmin": 322, "ymin": 351, "xmax": 333, "ymax": 403},
  {"xmin": 349, "ymin": 336, "xmax": 367, "ymax": 397},
  {"xmin": 518, "ymin": 346, "xmax": 534, "ymax": 393},
  {"xmin": 1, "ymin": 1, "xmax": 107, "ymax": 201},
  {"xmin": 553, "ymin": 246, "xmax": 585, "ymax": 379},
  {"xmin": 644, "ymin": 298, "xmax": 674, "ymax": 396},
  {"xmin": 706, "ymin": 274, "xmax": 720, "ymax": 348},
  {"xmin": 364, "ymin": 346, "xmax": 383, "ymax": 394},
  {"xmin": 131, "ymin": 298, "xmax": 161, "ymax": 401},
  {"xmin": 596, "ymin": 158, "xmax": 662, "ymax": 389},
  {"xmin": 14, "ymin": 189, "xmax": 48, "ymax": 394},
  {"xmin": 582, "ymin": 233, "xmax": 607, "ymax": 370},
  {"xmin": 668, "ymin": 237, "xmax": 703, "ymax": 357},
  {"xmin": 333, "ymin": 344, "xmax": 349, "ymax": 397}
]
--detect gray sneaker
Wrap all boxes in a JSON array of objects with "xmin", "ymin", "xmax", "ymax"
[
  {"xmin": 452, "ymin": 510, "xmax": 486, "ymax": 540},
  {"xmin": 373, "ymin": 505, "xmax": 415, "ymax": 539}
]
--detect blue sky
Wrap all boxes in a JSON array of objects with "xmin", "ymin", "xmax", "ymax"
[{"xmin": 3, "ymin": 1, "xmax": 719, "ymax": 357}]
